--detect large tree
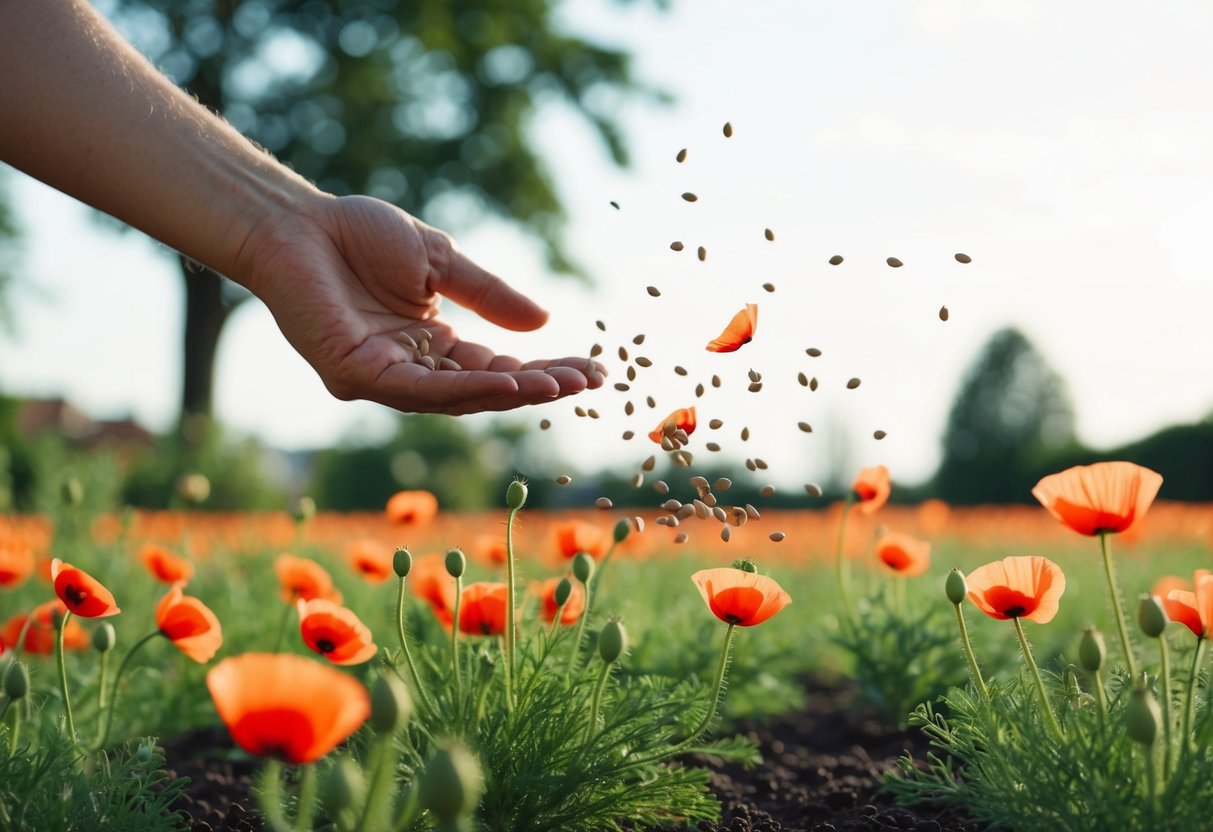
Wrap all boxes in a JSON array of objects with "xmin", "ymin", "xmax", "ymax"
[{"xmin": 100, "ymin": 0, "xmax": 656, "ymax": 427}]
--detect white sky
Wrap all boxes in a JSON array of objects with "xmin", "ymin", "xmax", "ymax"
[{"xmin": 2, "ymin": 0, "xmax": 1211, "ymax": 488}]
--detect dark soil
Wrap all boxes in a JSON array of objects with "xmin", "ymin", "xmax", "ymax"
[{"xmin": 161, "ymin": 677, "xmax": 978, "ymax": 832}]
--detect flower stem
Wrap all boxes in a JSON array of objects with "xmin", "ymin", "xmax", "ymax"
[
  {"xmin": 395, "ymin": 577, "xmax": 435, "ymax": 714},
  {"xmin": 834, "ymin": 495, "xmax": 856, "ymax": 625},
  {"xmin": 450, "ymin": 576, "xmax": 463, "ymax": 700},
  {"xmin": 1182, "ymin": 637, "xmax": 1206, "ymax": 753},
  {"xmin": 952, "ymin": 602, "xmax": 989, "ymax": 700},
  {"xmin": 1100, "ymin": 532, "xmax": 1138, "ymax": 678},
  {"xmin": 292, "ymin": 764, "xmax": 318, "ymax": 832},
  {"xmin": 272, "ymin": 601, "xmax": 294, "ymax": 653},
  {"xmin": 503, "ymin": 507, "xmax": 520, "ymax": 713},
  {"xmin": 355, "ymin": 734, "xmax": 398, "ymax": 832},
  {"xmin": 1158, "ymin": 635, "xmax": 1174, "ymax": 780},
  {"xmin": 1093, "ymin": 668, "xmax": 1108, "ymax": 725},
  {"xmin": 96, "ymin": 649, "xmax": 110, "ymax": 712},
  {"xmin": 1012, "ymin": 616, "xmax": 1063, "ymax": 740},
  {"xmin": 259, "ymin": 759, "xmax": 292, "ymax": 832},
  {"xmin": 4, "ymin": 700, "xmax": 20, "ymax": 755},
  {"xmin": 55, "ymin": 611, "xmax": 78, "ymax": 747},
  {"xmin": 586, "ymin": 660, "xmax": 613, "ymax": 741},
  {"xmin": 93, "ymin": 630, "xmax": 161, "ymax": 752},
  {"xmin": 565, "ymin": 582, "xmax": 594, "ymax": 681}
]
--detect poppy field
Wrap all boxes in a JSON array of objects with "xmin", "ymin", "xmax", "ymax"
[{"xmin": 0, "ymin": 461, "xmax": 1211, "ymax": 831}]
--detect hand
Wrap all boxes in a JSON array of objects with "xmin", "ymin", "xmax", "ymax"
[{"xmin": 242, "ymin": 195, "xmax": 605, "ymax": 415}]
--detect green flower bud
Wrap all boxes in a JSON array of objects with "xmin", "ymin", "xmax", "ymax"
[
  {"xmin": 572, "ymin": 553, "xmax": 595, "ymax": 585},
  {"xmin": 945, "ymin": 569, "xmax": 968, "ymax": 606},
  {"xmin": 321, "ymin": 756, "xmax": 366, "ymax": 818},
  {"xmin": 92, "ymin": 622, "xmax": 116, "ymax": 654},
  {"xmin": 4, "ymin": 661, "xmax": 29, "ymax": 700},
  {"xmin": 291, "ymin": 496, "xmax": 317, "ymax": 524},
  {"xmin": 62, "ymin": 476, "xmax": 84, "ymax": 508},
  {"xmin": 1138, "ymin": 594, "xmax": 1168, "ymax": 639},
  {"xmin": 1079, "ymin": 627, "xmax": 1106, "ymax": 673},
  {"xmin": 420, "ymin": 739, "xmax": 484, "ymax": 821},
  {"xmin": 1126, "ymin": 684, "xmax": 1162, "ymax": 746},
  {"xmin": 554, "ymin": 577, "xmax": 573, "ymax": 608},
  {"xmin": 732, "ymin": 558, "xmax": 758, "ymax": 574},
  {"xmin": 445, "ymin": 548, "xmax": 466, "ymax": 579},
  {"xmin": 506, "ymin": 480, "xmax": 528, "ymax": 511},
  {"xmin": 598, "ymin": 618, "xmax": 628, "ymax": 664},
  {"xmin": 370, "ymin": 674, "xmax": 413, "ymax": 735},
  {"xmin": 393, "ymin": 547, "xmax": 413, "ymax": 578},
  {"xmin": 613, "ymin": 518, "xmax": 631, "ymax": 543}
]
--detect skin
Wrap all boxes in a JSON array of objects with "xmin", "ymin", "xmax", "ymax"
[{"xmin": 0, "ymin": 0, "xmax": 604, "ymax": 415}]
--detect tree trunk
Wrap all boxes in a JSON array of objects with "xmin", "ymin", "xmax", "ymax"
[{"xmin": 179, "ymin": 259, "xmax": 234, "ymax": 431}]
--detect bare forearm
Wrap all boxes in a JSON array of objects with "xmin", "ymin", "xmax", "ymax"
[{"xmin": 0, "ymin": 0, "xmax": 321, "ymax": 283}]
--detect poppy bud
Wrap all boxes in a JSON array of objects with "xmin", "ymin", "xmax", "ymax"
[
  {"xmin": 445, "ymin": 549, "xmax": 466, "ymax": 579},
  {"xmin": 732, "ymin": 558, "xmax": 758, "ymax": 574},
  {"xmin": 945, "ymin": 569, "xmax": 968, "ymax": 606},
  {"xmin": 321, "ymin": 756, "xmax": 365, "ymax": 818},
  {"xmin": 291, "ymin": 496, "xmax": 317, "ymax": 524},
  {"xmin": 420, "ymin": 739, "xmax": 484, "ymax": 821},
  {"xmin": 613, "ymin": 518, "xmax": 631, "ymax": 543},
  {"xmin": 554, "ymin": 577, "xmax": 573, "ymax": 608},
  {"xmin": 1126, "ymin": 684, "xmax": 1162, "ymax": 746},
  {"xmin": 1137, "ymin": 594, "xmax": 1168, "ymax": 639},
  {"xmin": 92, "ymin": 622, "xmax": 116, "ymax": 654},
  {"xmin": 572, "ymin": 553, "xmax": 595, "ymax": 584},
  {"xmin": 134, "ymin": 742, "xmax": 153, "ymax": 764},
  {"xmin": 4, "ymin": 660, "xmax": 29, "ymax": 700},
  {"xmin": 1079, "ymin": 627, "xmax": 1106, "ymax": 673},
  {"xmin": 62, "ymin": 476, "xmax": 84, "ymax": 508},
  {"xmin": 506, "ymin": 480, "xmax": 528, "ymax": 511},
  {"xmin": 393, "ymin": 547, "xmax": 413, "ymax": 579},
  {"xmin": 598, "ymin": 618, "xmax": 627, "ymax": 664},
  {"xmin": 370, "ymin": 674, "xmax": 413, "ymax": 735}
]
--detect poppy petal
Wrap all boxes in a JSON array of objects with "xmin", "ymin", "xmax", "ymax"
[{"xmin": 705, "ymin": 304, "xmax": 758, "ymax": 352}]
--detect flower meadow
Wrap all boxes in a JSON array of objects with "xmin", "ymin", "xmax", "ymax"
[{"xmin": 0, "ymin": 462, "xmax": 1211, "ymax": 830}]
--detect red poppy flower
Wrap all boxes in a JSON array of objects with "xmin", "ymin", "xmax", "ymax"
[
  {"xmin": 274, "ymin": 554, "xmax": 342, "ymax": 605},
  {"xmin": 0, "ymin": 538, "xmax": 34, "ymax": 588},
  {"xmin": 1164, "ymin": 571, "xmax": 1213, "ymax": 638},
  {"xmin": 552, "ymin": 519, "xmax": 609, "ymax": 559},
  {"xmin": 706, "ymin": 304, "xmax": 758, "ymax": 352},
  {"xmin": 0, "ymin": 601, "xmax": 88, "ymax": 655},
  {"xmin": 139, "ymin": 544, "xmax": 195, "ymax": 584},
  {"xmin": 297, "ymin": 599, "xmax": 378, "ymax": 666},
  {"xmin": 875, "ymin": 532, "xmax": 931, "ymax": 577},
  {"xmin": 156, "ymin": 583, "xmax": 223, "ymax": 663},
  {"xmin": 648, "ymin": 407, "xmax": 697, "ymax": 444},
  {"xmin": 457, "ymin": 582, "xmax": 510, "ymax": 636},
  {"xmin": 1031, "ymin": 461, "xmax": 1163, "ymax": 537},
  {"xmin": 691, "ymin": 568, "xmax": 792, "ymax": 627},
  {"xmin": 51, "ymin": 558, "xmax": 120, "ymax": 618},
  {"xmin": 851, "ymin": 466, "xmax": 890, "ymax": 514},
  {"xmin": 533, "ymin": 577, "xmax": 585, "ymax": 625},
  {"xmin": 408, "ymin": 553, "xmax": 456, "ymax": 628},
  {"xmin": 347, "ymin": 539, "xmax": 393, "ymax": 584},
  {"xmin": 385, "ymin": 490, "xmax": 439, "ymax": 526},
  {"xmin": 206, "ymin": 653, "xmax": 370, "ymax": 764},
  {"xmin": 965, "ymin": 556, "xmax": 1066, "ymax": 624}
]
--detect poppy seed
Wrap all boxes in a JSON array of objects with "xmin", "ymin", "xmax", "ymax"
[
  {"xmin": 847, "ymin": 378, "xmax": 861, "ymax": 389},
  {"xmin": 828, "ymin": 255, "xmax": 844, "ymax": 265},
  {"xmin": 670, "ymin": 241, "xmax": 684, "ymax": 251},
  {"xmin": 764, "ymin": 228, "xmax": 775, "ymax": 241},
  {"xmin": 646, "ymin": 286, "xmax": 661, "ymax": 297},
  {"xmin": 682, "ymin": 192, "xmax": 698, "ymax": 202},
  {"xmin": 886, "ymin": 257, "xmax": 903, "ymax": 268},
  {"xmin": 955, "ymin": 252, "xmax": 972, "ymax": 264},
  {"xmin": 676, "ymin": 148, "xmax": 687, "ymax": 163}
]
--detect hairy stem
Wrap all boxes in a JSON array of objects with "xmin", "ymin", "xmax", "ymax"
[
  {"xmin": 55, "ymin": 611, "xmax": 78, "ymax": 747},
  {"xmin": 395, "ymin": 577, "xmax": 435, "ymax": 714},
  {"xmin": 1158, "ymin": 635, "xmax": 1173, "ymax": 780},
  {"xmin": 259, "ymin": 760, "xmax": 292, "ymax": 832},
  {"xmin": 565, "ymin": 580, "xmax": 594, "ymax": 681},
  {"xmin": 450, "ymin": 576, "xmax": 463, "ymax": 700},
  {"xmin": 1182, "ymin": 637, "xmax": 1206, "ymax": 753},
  {"xmin": 503, "ymin": 507, "xmax": 519, "ymax": 713},
  {"xmin": 272, "ymin": 601, "xmax": 294, "ymax": 653},
  {"xmin": 952, "ymin": 602, "xmax": 989, "ymax": 700},
  {"xmin": 586, "ymin": 660, "xmax": 613, "ymax": 741},
  {"xmin": 292, "ymin": 764, "xmax": 318, "ymax": 832},
  {"xmin": 355, "ymin": 734, "xmax": 398, "ymax": 832},
  {"xmin": 1093, "ymin": 668, "xmax": 1108, "ymax": 725},
  {"xmin": 1013, "ymin": 616, "xmax": 1062, "ymax": 740},
  {"xmin": 93, "ymin": 630, "xmax": 160, "ymax": 752},
  {"xmin": 1100, "ymin": 532, "xmax": 1138, "ymax": 679}
]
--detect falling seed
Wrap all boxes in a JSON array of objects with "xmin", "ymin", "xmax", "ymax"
[
  {"xmin": 712, "ymin": 506, "xmax": 728, "ymax": 523},
  {"xmin": 540, "ymin": 419, "xmax": 551, "ymax": 430},
  {"xmin": 622, "ymin": 431, "xmax": 634, "ymax": 440},
  {"xmin": 396, "ymin": 331, "xmax": 418, "ymax": 349},
  {"xmin": 595, "ymin": 497, "xmax": 613, "ymax": 509},
  {"xmin": 635, "ymin": 357, "xmax": 652, "ymax": 368},
  {"xmin": 677, "ymin": 503, "xmax": 696, "ymax": 520},
  {"xmin": 418, "ymin": 355, "xmax": 436, "ymax": 370},
  {"xmin": 769, "ymin": 532, "xmax": 785, "ymax": 543},
  {"xmin": 939, "ymin": 306, "xmax": 949, "ymax": 322},
  {"xmin": 706, "ymin": 441, "xmax": 721, "ymax": 451},
  {"xmin": 798, "ymin": 422, "xmax": 812, "ymax": 433},
  {"xmin": 764, "ymin": 228, "xmax": 775, "ymax": 242},
  {"xmin": 713, "ymin": 478, "xmax": 731, "ymax": 492},
  {"xmin": 886, "ymin": 257, "xmax": 904, "ymax": 268},
  {"xmin": 728, "ymin": 507, "xmax": 747, "ymax": 527},
  {"xmin": 698, "ymin": 246, "xmax": 707, "ymax": 262},
  {"xmin": 632, "ymin": 473, "xmax": 644, "ymax": 488},
  {"xmin": 693, "ymin": 499, "xmax": 710, "ymax": 519},
  {"xmin": 703, "ymin": 492, "xmax": 717, "ymax": 508},
  {"xmin": 760, "ymin": 485, "xmax": 776, "ymax": 497},
  {"xmin": 723, "ymin": 122, "xmax": 733, "ymax": 138},
  {"xmin": 806, "ymin": 348, "xmax": 822, "ymax": 357},
  {"xmin": 874, "ymin": 430, "xmax": 887, "ymax": 440},
  {"xmin": 662, "ymin": 499, "xmax": 683, "ymax": 512},
  {"xmin": 747, "ymin": 382, "xmax": 763, "ymax": 393},
  {"xmin": 762, "ymin": 283, "xmax": 775, "ymax": 293},
  {"xmin": 682, "ymin": 192, "xmax": 698, "ymax": 203},
  {"xmin": 695, "ymin": 383, "xmax": 705, "ymax": 397},
  {"xmin": 676, "ymin": 148, "xmax": 687, "ymax": 163},
  {"xmin": 720, "ymin": 526, "xmax": 731, "ymax": 543},
  {"xmin": 709, "ymin": 419, "xmax": 723, "ymax": 429},
  {"xmin": 689, "ymin": 476, "xmax": 708, "ymax": 488},
  {"xmin": 798, "ymin": 372, "xmax": 808, "ymax": 387},
  {"xmin": 641, "ymin": 455, "xmax": 656, "ymax": 472},
  {"xmin": 646, "ymin": 286, "xmax": 661, "ymax": 298},
  {"xmin": 670, "ymin": 241, "xmax": 685, "ymax": 251},
  {"xmin": 654, "ymin": 480, "xmax": 669, "ymax": 494},
  {"xmin": 655, "ymin": 516, "xmax": 675, "ymax": 527},
  {"xmin": 674, "ymin": 532, "xmax": 688, "ymax": 544},
  {"xmin": 847, "ymin": 378, "xmax": 861, "ymax": 390},
  {"xmin": 741, "ymin": 427, "xmax": 750, "ymax": 441},
  {"xmin": 590, "ymin": 344, "xmax": 603, "ymax": 357},
  {"xmin": 673, "ymin": 428, "xmax": 690, "ymax": 445},
  {"xmin": 632, "ymin": 516, "xmax": 645, "ymax": 533},
  {"xmin": 646, "ymin": 396, "xmax": 656, "ymax": 408},
  {"xmin": 574, "ymin": 406, "xmax": 586, "ymax": 417},
  {"xmin": 747, "ymin": 368, "xmax": 761, "ymax": 383},
  {"xmin": 673, "ymin": 451, "xmax": 693, "ymax": 467},
  {"xmin": 418, "ymin": 339, "xmax": 430, "ymax": 356},
  {"xmin": 624, "ymin": 401, "xmax": 634, "ymax": 415},
  {"xmin": 754, "ymin": 458, "xmax": 768, "ymax": 470},
  {"xmin": 661, "ymin": 435, "xmax": 674, "ymax": 451},
  {"xmin": 674, "ymin": 365, "xmax": 688, "ymax": 376},
  {"xmin": 955, "ymin": 252, "xmax": 972, "ymax": 264},
  {"xmin": 712, "ymin": 375, "xmax": 721, "ymax": 388},
  {"xmin": 632, "ymin": 334, "xmax": 645, "ymax": 346},
  {"xmin": 745, "ymin": 458, "xmax": 757, "ymax": 472},
  {"xmin": 614, "ymin": 383, "xmax": 630, "ymax": 392},
  {"xmin": 805, "ymin": 483, "xmax": 822, "ymax": 497},
  {"xmin": 745, "ymin": 504, "xmax": 761, "ymax": 520},
  {"xmin": 809, "ymin": 377, "xmax": 819, "ymax": 392},
  {"xmin": 555, "ymin": 475, "xmax": 572, "ymax": 485},
  {"xmin": 627, "ymin": 365, "xmax": 637, "ymax": 381},
  {"xmin": 610, "ymin": 201, "xmax": 620, "ymax": 210},
  {"xmin": 438, "ymin": 357, "xmax": 462, "ymax": 371},
  {"xmin": 596, "ymin": 320, "xmax": 606, "ymax": 331},
  {"xmin": 588, "ymin": 409, "xmax": 600, "ymax": 419},
  {"xmin": 618, "ymin": 346, "xmax": 629, "ymax": 361},
  {"xmin": 828, "ymin": 255, "xmax": 844, "ymax": 266}
]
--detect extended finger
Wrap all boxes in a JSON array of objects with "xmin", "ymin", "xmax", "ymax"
[{"xmin": 431, "ymin": 246, "xmax": 549, "ymax": 332}]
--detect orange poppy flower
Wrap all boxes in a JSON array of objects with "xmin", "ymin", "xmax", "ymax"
[
  {"xmin": 533, "ymin": 577, "xmax": 585, "ymax": 625},
  {"xmin": 0, "ymin": 601, "xmax": 88, "ymax": 655},
  {"xmin": 1152, "ymin": 574, "xmax": 1190, "ymax": 602},
  {"xmin": 472, "ymin": 533, "xmax": 509, "ymax": 565},
  {"xmin": 206, "ymin": 653, "xmax": 370, "ymax": 765},
  {"xmin": 705, "ymin": 303, "xmax": 758, "ymax": 352},
  {"xmin": 0, "ymin": 538, "xmax": 34, "ymax": 588},
  {"xmin": 156, "ymin": 583, "xmax": 223, "ymax": 663},
  {"xmin": 457, "ymin": 582, "xmax": 510, "ymax": 636},
  {"xmin": 874, "ymin": 532, "xmax": 931, "ymax": 577},
  {"xmin": 297, "ymin": 598, "xmax": 378, "ymax": 666},
  {"xmin": 691, "ymin": 568, "xmax": 792, "ymax": 627},
  {"xmin": 552, "ymin": 519, "xmax": 609, "ymax": 559},
  {"xmin": 648, "ymin": 407, "xmax": 698, "ymax": 444},
  {"xmin": 408, "ymin": 553, "xmax": 456, "ymax": 628},
  {"xmin": 274, "ymin": 554, "xmax": 342, "ymax": 605},
  {"xmin": 139, "ymin": 544, "xmax": 195, "ymax": 584},
  {"xmin": 852, "ymin": 466, "xmax": 891, "ymax": 514},
  {"xmin": 51, "ymin": 558, "xmax": 120, "ymax": 618},
  {"xmin": 385, "ymin": 490, "xmax": 439, "ymax": 526},
  {"xmin": 1163, "ymin": 571, "xmax": 1213, "ymax": 638},
  {"xmin": 1031, "ymin": 461, "xmax": 1163, "ymax": 537},
  {"xmin": 965, "ymin": 556, "xmax": 1066, "ymax": 624},
  {"xmin": 347, "ymin": 539, "xmax": 393, "ymax": 584}
]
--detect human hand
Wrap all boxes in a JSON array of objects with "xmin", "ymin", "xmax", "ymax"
[{"xmin": 241, "ymin": 195, "xmax": 605, "ymax": 415}]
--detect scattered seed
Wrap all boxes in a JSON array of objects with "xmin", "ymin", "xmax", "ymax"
[
  {"xmin": 706, "ymin": 442, "xmax": 721, "ymax": 451},
  {"xmin": 762, "ymin": 282, "xmax": 775, "ymax": 293},
  {"xmin": 709, "ymin": 418, "xmax": 723, "ymax": 429},
  {"xmin": 689, "ymin": 476, "xmax": 708, "ymax": 488},
  {"xmin": 939, "ymin": 306, "xmax": 949, "ymax": 322},
  {"xmin": 747, "ymin": 368, "xmax": 761, "ymax": 383},
  {"xmin": 846, "ymin": 378, "xmax": 861, "ymax": 390},
  {"xmin": 646, "ymin": 396, "xmax": 656, "ymax": 408},
  {"xmin": 741, "ymin": 427, "xmax": 750, "ymax": 441},
  {"xmin": 654, "ymin": 480, "xmax": 670, "ymax": 494},
  {"xmin": 711, "ymin": 479, "xmax": 729, "ymax": 493},
  {"xmin": 720, "ymin": 526, "xmax": 731, "ymax": 542},
  {"xmin": 674, "ymin": 532, "xmax": 688, "ymax": 544},
  {"xmin": 662, "ymin": 499, "xmax": 683, "ymax": 512},
  {"xmin": 760, "ymin": 485, "xmax": 776, "ymax": 497},
  {"xmin": 656, "ymin": 515, "xmax": 677, "ymax": 527},
  {"xmin": 703, "ymin": 492, "xmax": 717, "ymax": 508},
  {"xmin": 610, "ymin": 201, "xmax": 620, "ymax": 210},
  {"xmin": 809, "ymin": 377, "xmax": 819, "ymax": 392},
  {"xmin": 712, "ymin": 506, "xmax": 728, "ymax": 523},
  {"xmin": 632, "ymin": 334, "xmax": 645, "ymax": 346},
  {"xmin": 624, "ymin": 401, "xmax": 634, "ymax": 415},
  {"xmin": 674, "ymin": 365, "xmax": 688, "ymax": 376},
  {"xmin": 632, "ymin": 516, "xmax": 645, "ymax": 533},
  {"xmin": 682, "ymin": 192, "xmax": 698, "ymax": 203},
  {"xmin": 764, "ymin": 228, "xmax": 775, "ymax": 242},
  {"xmin": 635, "ymin": 357, "xmax": 652, "ymax": 368},
  {"xmin": 418, "ymin": 338, "xmax": 430, "ymax": 356},
  {"xmin": 670, "ymin": 241, "xmax": 685, "ymax": 251},
  {"xmin": 590, "ymin": 344, "xmax": 603, "ymax": 357},
  {"xmin": 596, "ymin": 497, "xmax": 613, "ymax": 509},
  {"xmin": 574, "ymin": 406, "xmax": 586, "ymax": 417},
  {"xmin": 886, "ymin": 257, "xmax": 904, "ymax": 268},
  {"xmin": 646, "ymin": 286, "xmax": 661, "ymax": 297},
  {"xmin": 711, "ymin": 375, "xmax": 721, "ymax": 388},
  {"xmin": 674, "ymin": 428, "xmax": 690, "ymax": 445},
  {"xmin": 874, "ymin": 430, "xmax": 887, "ymax": 440},
  {"xmin": 955, "ymin": 252, "xmax": 972, "ymax": 264},
  {"xmin": 642, "ymin": 455, "xmax": 656, "ymax": 472},
  {"xmin": 698, "ymin": 246, "xmax": 707, "ymax": 261},
  {"xmin": 676, "ymin": 148, "xmax": 687, "ymax": 163},
  {"xmin": 806, "ymin": 348, "xmax": 822, "ymax": 357},
  {"xmin": 695, "ymin": 383, "xmax": 705, "ymax": 397},
  {"xmin": 745, "ymin": 458, "xmax": 757, "ymax": 472},
  {"xmin": 395, "ymin": 331, "xmax": 418, "ymax": 349},
  {"xmin": 769, "ymin": 532, "xmax": 786, "ymax": 542},
  {"xmin": 632, "ymin": 473, "xmax": 644, "ymax": 488},
  {"xmin": 747, "ymin": 382, "xmax": 763, "ymax": 393},
  {"xmin": 438, "ymin": 357, "xmax": 462, "ymax": 371},
  {"xmin": 540, "ymin": 419, "xmax": 551, "ymax": 430},
  {"xmin": 723, "ymin": 122, "xmax": 733, "ymax": 138},
  {"xmin": 693, "ymin": 499, "xmax": 710, "ymax": 519},
  {"xmin": 745, "ymin": 504, "xmax": 761, "ymax": 520},
  {"xmin": 804, "ymin": 483, "xmax": 822, "ymax": 497},
  {"xmin": 556, "ymin": 475, "xmax": 572, "ymax": 485},
  {"xmin": 661, "ymin": 435, "xmax": 674, "ymax": 450},
  {"xmin": 798, "ymin": 372, "xmax": 808, "ymax": 387},
  {"xmin": 627, "ymin": 365, "xmax": 637, "ymax": 381},
  {"xmin": 418, "ymin": 354, "xmax": 436, "ymax": 370},
  {"xmin": 588, "ymin": 408, "xmax": 600, "ymax": 418},
  {"xmin": 798, "ymin": 421, "xmax": 812, "ymax": 433},
  {"xmin": 622, "ymin": 430, "xmax": 634, "ymax": 440},
  {"xmin": 596, "ymin": 320, "xmax": 606, "ymax": 331},
  {"xmin": 828, "ymin": 255, "xmax": 844, "ymax": 265},
  {"xmin": 754, "ymin": 458, "xmax": 768, "ymax": 470},
  {"xmin": 677, "ymin": 504, "xmax": 696, "ymax": 520},
  {"xmin": 618, "ymin": 346, "xmax": 629, "ymax": 361},
  {"xmin": 673, "ymin": 450, "xmax": 693, "ymax": 467},
  {"xmin": 728, "ymin": 507, "xmax": 747, "ymax": 527},
  {"xmin": 614, "ymin": 383, "xmax": 630, "ymax": 392}
]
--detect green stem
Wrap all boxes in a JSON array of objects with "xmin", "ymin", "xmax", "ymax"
[
  {"xmin": 273, "ymin": 601, "xmax": 295, "ymax": 653},
  {"xmin": 93, "ymin": 630, "xmax": 161, "ymax": 752},
  {"xmin": 1093, "ymin": 668, "xmax": 1108, "ymax": 725},
  {"xmin": 835, "ymin": 495, "xmax": 856, "ymax": 624},
  {"xmin": 55, "ymin": 611, "xmax": 78, "ymax": 747},
  {"xmin": 503, "ymin": 507, "xmax": 520, "ymax": 714},
  {"xmin": 395, "ymin": 578, "xmax": 435, "ymax": 714},
  {"xmin": 586, "ymin": 660, "xmax": 613, "ymax": 741},
  {"xmin": 952, "ymin": 602, "xmax": 989, "ymax": 699},
  {"xmin": 391, "ymin": 784, "xmax": 421, "ymax": 832},
  {"xmin": 1182, "ymin": 637, "xmax": 1206, "ymax": 752},
  {"xmin": 450, "ymin": 577, "xmax": 463, "ymax": 700},
  {"xmin": 1100, "ymin": 532, "xmax": 1138, "ymax": 678},
  {"xmin": 565, "ymin": 580, "xmax": 593, "ymax": 681},
  {"xmin": 1158, "ymin": 636, "xmax": 1173, "ymax": 780},
  {"xmin": 1144, "ymin": 744, "xmax": 1159, "ymax": 823},
  {"xmin": 259, "ymin": 759, "xmax": 292, "ymax": 832},
  {"xmin": 97, "ymin": 649, "xmax": 110, "ymax": 713},
  {"xmin": 5, "ymin": 699, "xmax": 20, "ymax": 755},
  {"xmin": 1012, "ymin": 616, "xmax": 1063, "ymax": 740},
  {"xmin": 292, "ymin": 764, "xmax": 318, "ymax": 832},
  {"xmin": 355, "ymin": 734, "xmax": 398, "ymax": 832}
]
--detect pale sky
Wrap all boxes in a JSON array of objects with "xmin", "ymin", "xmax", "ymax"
[{"xmin": 2, "ymin": 0, "xmax": 1211, "ymax": 488}]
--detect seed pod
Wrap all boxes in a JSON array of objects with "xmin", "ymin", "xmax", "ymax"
[
  {"xmin": 846, "ymin": 377, "xmax": 861, "ymax": 389},
  {"xmin": 420, "ymin": 740, "xmax": 484, "ymax": 822},
  {"xmin": 445, "ymin": 548, "xmax": 466, "ymax": 579},
  {"xmin": 723, "ymin": 122, "xmax": 733, "ymax": 137},
  {"xmin": 554, "ymin": 577, "xmax": 573, "ymax": 608},
  {"xmin": 804, "ymin": 483, "xmax": 822, "ymax": 497},
  {"xmin": 598, "ymin": 618, "xmax": 628, "ymax": 663},
  {"xmin": 670, "ymin": 241, "xmax": 685, "ymax": 251},
  {"xmin": 886, "ymin": 257, "xmax": 904, "ymax": 268},
  {"xmin": 636, "ymin": 356, "xmax": 652, "ymax": 368},
  {"xmin": 681, "ymin": 192, "xmax": 698, "ymax": 202},
  {"xmin": 622, "ymin": 431, "xmax": 634, "ymax": 440},
  {"xmin": 760, "ymin": 485, "xmax": 775, "ymax": 497},
  {"xmin": 698, "ymin": 246, "xmax": 707, "ymax": 261},
  {"xmin": 764, "ymin": 228, "xmax": 775, "ymax": 241},
  {"xmin": 371, "ymin": 674, "xmax": 413, "ymax": 734},
  {"xmin": 555, "ymin": 475, "xmax": 572, "ymax": 486},
  {"xmin": 762, "ymin": 282, "xmax": 775, "ymax": 293},
  {"xmin": 828, "ymin": 255, "xmax": 844, "ymax": 265},
  {"xmin": 393, "ymin": 547, "xmax": 413, "ymax": 578},
  {"xmin": 1079, "ymin": 627, "xmax": 1106, "ymax": 673},
  {"xmin": 798, "ymin": 422, "xmax": 812, "ymax": 433},
  {"xmin": 1138, "ymin": 594, "xmax": 1168, "ymax": 638},
  {"xmin": 613, "ymin": 518, "xmax": 631, "ymax": 542},
  {"xmin": 322, "ymin": 756, "xmax": 366, "ymax": 819},
  {"xmin": 506, "ymin": 480, "xmax": 528, "ymax": 509},
  {"xmin": 1127, "ymin": 685, "xmax": 1162, "ymax": 747},
  {"xmin": 595, "ymin": 497, "xmax": 614, "ymax": 510},
  {"xmin": 769, "ymin": 532, "xmax": 785, "ymax": 542},
  {"xmin": 709, "ymin": 418, "xmax": 723, "ymax": 429},
  {"xmin": 945, "ymin": 569, "xmax": 968, "ymax": 605},
  {"xmin": 572, "ymin": 553, "xmax": 595, "ymax": 584},
  {"xmin": 809, "ymin": 377, "xmax": 819, "ymax": 391},
  {"xmin": 646, "ymin": 286, "xmax": 661, "ymax": 297},
  {"xmin": 654, "ymin": 480, "xmax": 670, "ymax": 494},
  {"xmin": 955, "ymin": 252, "xmax": 972, "ymax": 264},
  {"xmin": 939, "ymin": 306, "xmax": 949, "ymax": 321},
  {"xmin": 676, "ymin": 148, "xmax": 687, "ymax": 163}
]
